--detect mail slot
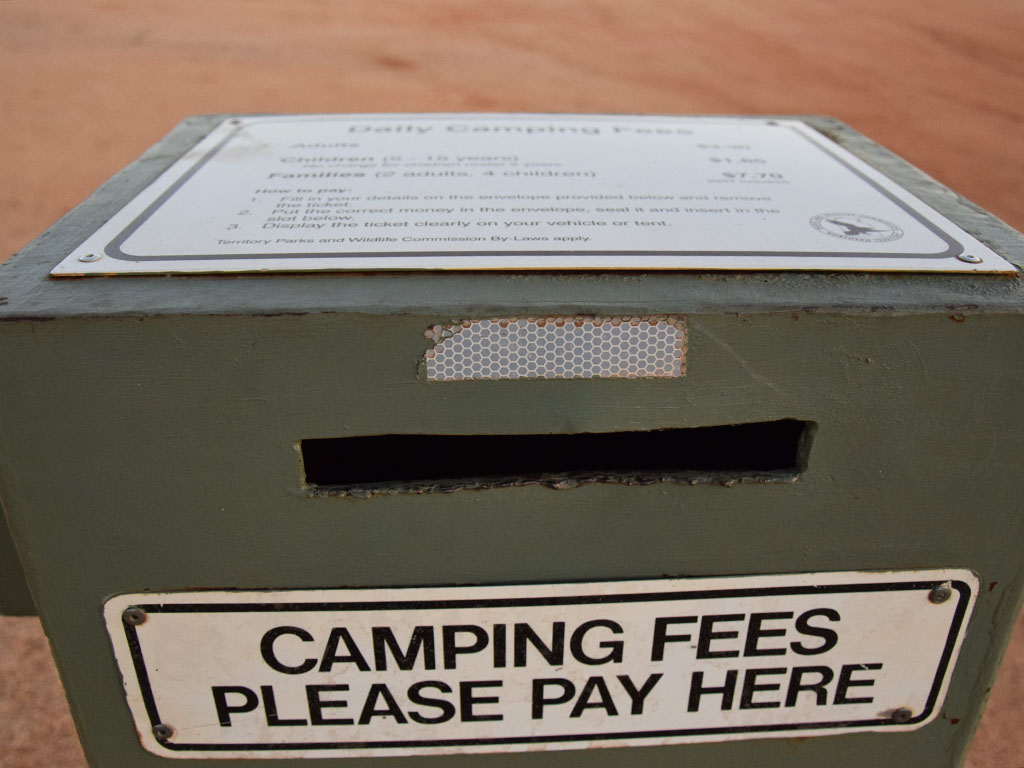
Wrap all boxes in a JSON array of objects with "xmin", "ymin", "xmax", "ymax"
[{"xmin": 1, "ymin": 114, "xmax": 1022, "ymax": 767}]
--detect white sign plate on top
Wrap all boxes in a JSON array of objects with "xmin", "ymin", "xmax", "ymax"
[
  {"xmin": 53, "ymin": 115, "xmax": 1014, "ymax": 275},
  {"xmin": 105, "ymin": 569, "xmax": 976, "ymax": 759}
]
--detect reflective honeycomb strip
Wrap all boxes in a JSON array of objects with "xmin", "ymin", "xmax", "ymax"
[{"xmin": 424, "ymin": 317, "xmax": 687, "ymax": 381}]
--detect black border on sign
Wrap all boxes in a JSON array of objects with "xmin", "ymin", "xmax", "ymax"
[
  {"xmin": 100, "ymin": 116, "xmax": 963, "ymax": 263},
  {"xmin": 118, "ymin": 578, "xmax": 973, "ymax": 753}
]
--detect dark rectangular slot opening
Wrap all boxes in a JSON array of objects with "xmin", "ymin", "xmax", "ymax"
[{"xmin": 302, "ymin": 419, "xmax": 813, "ymax": 493}]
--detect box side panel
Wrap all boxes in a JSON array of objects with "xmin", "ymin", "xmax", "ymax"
[{"xmin": 0, "ymin": 500, "xmax": 36, "ymax": 615}]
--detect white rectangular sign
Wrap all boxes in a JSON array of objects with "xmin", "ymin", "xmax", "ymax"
[
  {"xmin": 105, "ymin": 570, "xmax": 976, "ymax": 758},
  {"xmin": 55, "ymin": 114, "xmax": 1014, "ymax": 275}
]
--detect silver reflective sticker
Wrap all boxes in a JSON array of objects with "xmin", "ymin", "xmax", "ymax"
[{"xmin": 425, "ymin": 316, "xmax": 686, "ymax": 381}]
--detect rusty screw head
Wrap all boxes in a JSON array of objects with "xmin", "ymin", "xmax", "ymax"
[
  {"xmin": 153, "ymin": 724, "xmax": 175, "ymax": 741},
  {"xmin": 929, "ymin": 584, "xmax": 953, "ymax": 604},
  {"xmin": 892, "ymin": 708, "xmax": 914, "ymax": 724},
  {"xmin": 122, "ymin": 607, "xmax": 147, "ymax": 625}
]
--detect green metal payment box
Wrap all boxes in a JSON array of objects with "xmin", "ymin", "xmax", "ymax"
[{"xmin": 1, "ymin": 114, "xmax": 1022, "ymax": 767}]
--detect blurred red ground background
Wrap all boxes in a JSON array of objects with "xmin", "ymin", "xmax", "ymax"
[{"xmin": 1, "ymin": 1, "xmax": 1022, "ymax": 766}]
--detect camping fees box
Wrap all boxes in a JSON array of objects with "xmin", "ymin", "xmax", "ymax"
[{"xmin": 1, "ymin": 114, "xmax": 1022, "ymax": 767}]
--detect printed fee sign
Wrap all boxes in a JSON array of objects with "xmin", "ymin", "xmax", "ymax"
[
  {"xmin": 53, "ymin": 114, "xmax": 1015, "ymax": 275},
  {"xmin": 105, "ymin": 570, "xmax": 976, "ymax": 759}
]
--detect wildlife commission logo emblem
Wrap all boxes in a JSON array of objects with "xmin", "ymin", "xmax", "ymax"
[{"xmin": 810, "ymin": 213, "xmax": 904, "ymax": 243}]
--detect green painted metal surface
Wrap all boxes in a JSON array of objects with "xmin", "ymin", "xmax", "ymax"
[
  {"xmin": 0, "ymin": 500, "xmax": 35, "ymax": 615},
  {"xmin": 0, "ymin": 115, "xmax": 1022, "ymax": 767}
]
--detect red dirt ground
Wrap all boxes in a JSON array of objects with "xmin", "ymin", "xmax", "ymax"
[{"xmin": 1, "ymin": 1, "xmax": 1022, "ymax": 766}]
